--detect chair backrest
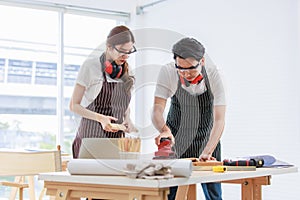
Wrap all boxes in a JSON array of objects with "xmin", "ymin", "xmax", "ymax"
[{"xmin": 0, "ymin": 146, "xmax": 62, "ymax": 176}]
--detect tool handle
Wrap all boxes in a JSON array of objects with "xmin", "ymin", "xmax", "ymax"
[
  {"xmin": 158, "ymin": 137, "xmax": 171, "ymax": 149},
  {"xmin": 223, "ymin": 159, "xmax": 255, "ymax": 166},
  {"xmin": 160, "ymin": 137, "xmax": 171, "ymax": 142}
]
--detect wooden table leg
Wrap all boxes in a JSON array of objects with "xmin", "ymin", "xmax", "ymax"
[
  {"xmin": 187, "ymin": 184, "xmax": 197, "ymax": 200},
  {"xmin": 19, "ymin": 187, "xmax": 23, "ymax": 200},
  {"xmin": 175, "ymin": 184, "xmax": 197, "ymax": 200},
  {"xmin": 223, "ymin": 176, "xmax": 271, "ymax": 200},
  {"xmin": 241, "ymin": 178, "xmax": 254, "ymax": 200},
  {"xmin": 175, "ymin": 185, "xmax": 189, "ymax": 200}
]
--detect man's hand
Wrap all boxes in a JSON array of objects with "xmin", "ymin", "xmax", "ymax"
[
  {"xmin": 155, "ymin": 125, "xmax": 175, "ymax": 146},
  {"xmin": 199, "ymin": 153, "xmax": 216, "ymax": 162}
]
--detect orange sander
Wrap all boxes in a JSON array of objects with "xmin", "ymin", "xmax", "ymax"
[{"xmin": 153, "ymin": 137, "xmax": 176, "ymax": 159}]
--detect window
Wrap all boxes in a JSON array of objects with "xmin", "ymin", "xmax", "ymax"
[
  {"xmin": 0, "ymin": 58, "xmax": 4, "ymax": 82},
  {"xmin": 0, "ymin": 5, "xmax": 59, "ymax": 152},
  {"xmin": 63, "ymin": 13, "xmax": 117, "ymax": 153},
  {"xmin": 0, "ymin": 3, "xmax": 118, "ymax": 198}
]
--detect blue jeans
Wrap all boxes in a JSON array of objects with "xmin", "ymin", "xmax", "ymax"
[
  {"xmin": 201, "ymin": 183, "xmax": 222, "ymax": 200},
  {"xmin": 168, "ymin": 183, "xmax": 222, "ymax": 200}
]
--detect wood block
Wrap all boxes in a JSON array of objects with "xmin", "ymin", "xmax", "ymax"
[
  {"xmin": 108, "ymin": 123, "xmax": 126, "ymax": 131},
  {"xmin": 193, "ymin": 161, "xmax": 223, "ymax": 166},
  {"xmin": 184, "ymin": 158, "xmax": 222, "ymax": 165},
  {"xmin": 184, "ymin": 158, "xmax": 223, "ymax": 171}
]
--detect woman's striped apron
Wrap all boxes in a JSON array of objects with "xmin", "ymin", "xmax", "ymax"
[
  {"xmin": 166, "ymin": 67, "xmax": 221, "ymax": 160},
  {"xmin": 72, "ymin": 72, "xmax": 130, "ymax": 158}
]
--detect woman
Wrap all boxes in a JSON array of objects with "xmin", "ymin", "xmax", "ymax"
[{"xmin": 70, "ymin": 25, "xmax": 137, "ymax": 158}]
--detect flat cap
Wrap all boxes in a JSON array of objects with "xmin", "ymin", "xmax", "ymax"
[{"xmin": 172, "ymin": 37, "xmax": 205, "ymax": 61}]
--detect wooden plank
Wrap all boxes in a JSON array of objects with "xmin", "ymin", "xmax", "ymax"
[
  {"xmin": 222, "ymin": 176, "xmax": 270, "ymax": 185},
  {"xmin": 44, "ymin": 181, "xmax": 169, "ymax": 200}
]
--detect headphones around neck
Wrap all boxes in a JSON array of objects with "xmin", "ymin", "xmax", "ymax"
[
  {"xmin": 179, "ymin": 74, "xmax": 203, "ymax": 87},
  {"xmin": 100, "ymin": 53, "xmax": 124, "ymax": 79}
]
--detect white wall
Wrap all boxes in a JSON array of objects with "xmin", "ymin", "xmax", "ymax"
[{"xmin": 132, "ymin": 0, "xmax": 300, "ymax": 199}]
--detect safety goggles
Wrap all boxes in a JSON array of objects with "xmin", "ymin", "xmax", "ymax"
[
  {"xmin": 175, "ymin": 62, "xmax": 200, "ymax": 71},
  {"xmin": 113, "ymin": 45, "xmax": 137, "ymax": 55}
]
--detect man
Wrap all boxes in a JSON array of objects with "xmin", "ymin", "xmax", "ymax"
[{"xmin": 151, "ymin": 37, "xmax": 226, "ymax": 200}]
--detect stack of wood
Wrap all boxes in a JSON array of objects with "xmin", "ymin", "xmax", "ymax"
[{"xmin": 118, "ymin": 138, "xmax": 141, "ymax": 152}]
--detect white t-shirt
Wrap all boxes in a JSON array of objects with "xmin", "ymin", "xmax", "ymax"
[
  {"xmin": 76, "ymin": 55, "xmax": 123, "ymax": 107},
  {"xmin": 154, "ymin": 54, "xmax": 226, "ymax": 105}
]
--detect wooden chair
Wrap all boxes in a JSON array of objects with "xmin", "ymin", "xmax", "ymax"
[{"xmin": 0, "ymin": 145, "xmax": 62, "ymax": 200}]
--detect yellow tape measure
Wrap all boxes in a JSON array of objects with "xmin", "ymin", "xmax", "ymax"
[{"xmin": 212, "ymin": 166, "xmax": 227, "ymax": 173}]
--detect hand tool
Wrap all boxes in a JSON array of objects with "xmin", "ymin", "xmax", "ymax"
[{"xmin": 212, "ymin": 166, "xmax": 227, "ymax": 172}]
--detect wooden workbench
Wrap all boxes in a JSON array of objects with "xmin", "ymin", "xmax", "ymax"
[{"xmin": 38, "ymin": 166, "xmax": 298, "ymax": 200}]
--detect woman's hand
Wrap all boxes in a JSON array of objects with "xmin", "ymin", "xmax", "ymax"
[
  {"xmin": 97, "ymin": 114, "xmax": 119, "ymax": 132},
  {"xmin": 123, "ymin": 108, "xmax": 138, "ymax": 133},
  {"xmin": 123, "ymin": 120, "xmax": 138, "ymax": 133}
]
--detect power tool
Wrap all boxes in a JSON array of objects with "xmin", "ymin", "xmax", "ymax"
[
  {"xmin": 223, "ymin": 158, "xmax": 264, "ymax": 168},
  {"xmin": 153, "ymin": 137, "xmax": 176, "ymax": 159}
]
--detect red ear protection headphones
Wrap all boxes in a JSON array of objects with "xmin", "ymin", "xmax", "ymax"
[
  {"xmin": 104, "ymin": 60, "xmax": 123, "ymax": 79},
  {"xmin": 100, "ymin": 53, "xmax": 124, "ymax": 79},
  {"xmin": 179, "ymin": 74, "xmax": 203, "ymax": 87}
]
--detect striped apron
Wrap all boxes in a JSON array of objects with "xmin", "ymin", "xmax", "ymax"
[
  {"xmin": 166, "ymin": 67, "xmax": 221, "ymax": 160},
  {"xmin": 72, "ymin": 72, "xmax": 131, "ymax": 158}
]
